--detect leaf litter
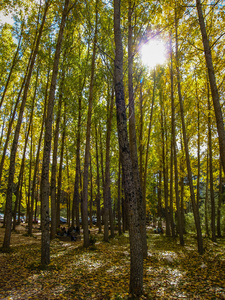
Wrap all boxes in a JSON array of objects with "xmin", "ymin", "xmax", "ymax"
[{"xmin": 0, "ymin": 225, "xmax": 225, "ymax": 299}]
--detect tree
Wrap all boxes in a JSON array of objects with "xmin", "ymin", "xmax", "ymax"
[
  {"xmin": 114, "ymin": 0, "xmax": 143, "ymax": 294},
  {"xmin": 82, "ymin": 0, "xmax": 98, "ymax": 248},
  {"xmin": 103, "ymin": 87, "xmax": 114, "ymax": 242},
  {"xmin": 128, "ymin": 0, "xmax": 147, "ymax": 258},
  {"xmin": 196, "ymin": 0, "xmax": 225, "ymax": 176},
  {"xmin": 40, "ymin": 0, "xmax": 69, "ymax": 265},
  {"xmin": 175, "ymin": 10, "xmax": 203, "ymax": 254}
]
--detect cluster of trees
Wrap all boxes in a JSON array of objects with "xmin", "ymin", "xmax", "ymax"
[{"xmin": 0, "ymin": 0, "xmax": 225, "ymax": 296}]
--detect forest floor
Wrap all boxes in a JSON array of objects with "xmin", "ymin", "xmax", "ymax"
[{"xmin": 0, "ymin": 223, "xmax": 225, "ymax": 300}]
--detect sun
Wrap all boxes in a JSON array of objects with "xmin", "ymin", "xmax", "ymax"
[{"xmin": 140, "ymin": 38, "xmax": 167, "ymax": 69}]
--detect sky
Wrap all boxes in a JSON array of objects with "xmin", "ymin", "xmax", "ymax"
[{"xmin": 0, "ymin": 11, "xmax": 14, "ymax": 26}]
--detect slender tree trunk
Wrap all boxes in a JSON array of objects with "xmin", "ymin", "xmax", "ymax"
[
  {"xmin": 30, "ymin": 67, "xmax": 50, "ymax": 235},
  {"xmin": 2, "ymin": 1, "xmax": 49, "ymax": 251},
  {"xmin": 170, "ymin": 37, "xmax": 184, "ymax": 245},
  {"xmin": 157, "ymin": 169, "xmax": 162, "ymax": 220},
  {"xmin": 205, "ymin": 154, "xmax": 210, "ymax": 237},
  {"xmin": 50, "ymin": 72, "xmax": 64, "ymax": 238},
  {"xmin": 196, "ymin": 76, "xmax": 201, "ymax": 209},
  {"xmin": 139, "ymin": 81, "xmax": 143, "ymax": 191},
  {"xmin": 128, "ymin": 0, "xmax": 147, "ymax": 258},
  {"xmin": 114, "ymin": 0, "xmax": 143, "ymax": 294},
  {"xmin": 27, "ymin": 70, "xmax": 39, "ymax": 234},
  {"xmin": 117, "ymin": 155, "xmax": 122, "ymax": 235},
  {"xmin": 160, "ymin": 93, "xmax": 170, "ymax": 236},
  {"xmin": 104, "ymin": 88, "xmax": 114, "ymax": 242},
  {"xmin": 95, "ymin": 125, "xmax": 101, "ymax": 233},
  {"xmin": 217, "ymin": 159, "xmax": 222, "ymax": 237},
  {"xmin": 208, "ymin": 86, "xmax": 216, "ymax": 242},
  {"xmin": 66, "ymin": 146, "xmax": 71, "ymax": 227},
  {"xmin": 40, "ymin": 0, "xmax": 69, "ymax": 265},
  {"xmin": 13, "ymin": 118, "xmax": 31, "ymax": 231},
  {"xmin": 170, "ymin": 138, "xmax": 175, "ymax": 237},
  {"xmin": 82, "ymin": 0, "xmax": 98, "ymax": 248},
  {"xmin": 175, "ymin": 14, "xmax": 203, "ymax": 253},
  {"xmin": 72, "ymin": 38, "xmax": 89, "ymax": 229},
  {"xmin": 143, "ymin": 71, "xmax": 155, "ymax": 210},
  {"xmin": 57, "ymin": 108, "xmax": 66, "ymax": 227},
  {"xmin": 72, "ymin": 92, "xmax": 81, "ymax": 229},
  {"xmin": 0, "ymin": 114, "xmax": 6, "ymax": 151},
  {"xmin": 27, "ymin": 128, "xmax": 33, "ymax": 230},
  {"xmin": 180, "ymin": 140, "xmax": 185, "ymax": 234},
  {"xmin": 89, "ymin": 155, "xmax": 93, "ymax": 229},
  {"xmin": 196, "ymin": 0, "xmax": 225, "ymax": 176}
]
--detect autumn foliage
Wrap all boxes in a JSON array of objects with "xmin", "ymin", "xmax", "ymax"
[{"xmin": 0, "ymin": 225, "xmax": 225, "ymax": 299}]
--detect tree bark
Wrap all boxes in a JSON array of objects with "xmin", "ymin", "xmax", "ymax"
[
  {"xmin": 40, "ymin": 0, "xmax": 69, "ymax": 265},
  {"xmin": 104, "ymin": 88, "xmax": 114, "ymax": 242},
  {"xmin": 143, "ymin": 71, "xmax": 155, "ymax": 210},
  {"xmin": 30, "ymin": 66, "xmax": 50, "ymax": 234},
  {"xmin": 170, "ymin": 37, "xmax": 184, "ymax": 245},
  {"xmin": 56, "ymin": 107, "xmax": 66, "ymax": 227},
  {"xmin": 117, "ymin": 154, "xmax": 122, "ymax": 235},
  {"xmin": 128, "ymin": 0, "xmax": 147, "ymax": 258},
  {"xmin": 205, "ymin": 153, "xmax": 210, "ymax": 237},
  {"xmin": 114, "ymin": 0, "xmax": 143, "ymax": 294},
  {"xmin": 217, "ymin": 159, "xmax": 222, "ymax": 238},
  {"xmin": 50, "ymin": 71, "xmax": 64, "ymax": 238},
  {"xmin": 208, "ymin": 85, "xmax": 216, "ymax": 242},
  {"xmin": 82, "ymin": 0, "xmax": 98, "ymax": 248},
  {"xmin": 160, "ymin": 92, "xmax": 170, "ymax": 236},
  {"xmin": 95, "ymin": 125, "xmax": 101, "ymax": 233}
]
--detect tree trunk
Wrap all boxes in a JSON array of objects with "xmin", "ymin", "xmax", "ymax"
[
  {"xmin": 104, "ymin": 88, "xmax": 114, "ymax": 242},
  {"xmin": 180, "ymin": 140, "xmax": 185, "ymax": 234},
  {"xmin": 57, "ymin": 107, "xmax": 66, "ymax": 227},
  {"xmin": 170, "ymin": 36, "xmax": 184, "ymax": 245},
  {"xmin": 128, "ymin": 0, "xmax": 147, "ymax": 258},
  {"xmin": 89, "ymin": 155, "xmax": 93, "ymax": 229},
  {"xmin": 66, "ymin": 146, "xmax": 71, "ymax": 227},
  {"xmin": 117, "ymin": 155, "xmax": 122, "ymax": 235},
  {"xmin": 217, "ymin": 159, "xmax": 222, "ymax": 238},
  {"xmin": 208, "ymin": 85, "xmax": 216, "ymax": 242},
  {"xmin": 30, "ymin": 66, "xmax": 50, "ymax": 235},
  {"xmin": 196, "ymin": 0, "xmax": 225, "ymax": 176},
  {"xmin": 27, "ymin": 69, "xmax": 39, "ymax": 235},
  {"xmin": 160, "ymin": 92, "xmax": 170, "ymax": 236},
  {"xmin": 114, "ymin": 0, "xmax": 143, "ymax": 294},
  {"xmin": 170, "ymin": 138, "xmax": 175, "ymax": 237},
  {"xmin": 13, "ymin": 116, "xmax": 31, "ymax": 231},
  {"xmin": 51, "ymin": 71, "xmax": 64, "ymax": 238},
  {"xmin": 72, "ymin": 89, "xmax": 81, "ymax": 229},
  {"xmin": 175, "ymin": 14, "xmax": 203, "ymax": 253},
  {"xmin": 95, "ymin": 125, "xmax": 101, "ymax": 233},
  {"xmin": 72, "ymin": 37, "xmax": 89, "ymax": 229},
  {"xmin": 205, "ymin": 154, "xmax": 210, "ymax": 237},
  {"xmin": 40, "ymin": 0, "xmax": 69, "ymax": 265},
  {"xmin": 143, "ymin": 71, "xmax": 155, "ymax": 211},
  {"xmin": 82, "ymin": 0, "xmax": 98, "ymax": 248},
  {"xmin": 139, "ymin": 81, "xmax": 143, "ymax": 192}
]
